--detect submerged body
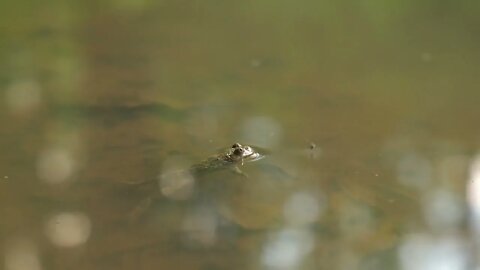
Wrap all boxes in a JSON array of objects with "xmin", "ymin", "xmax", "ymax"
[
  {"xmin": 189, "ymin": 143, "xmax": 264, "ymax": 175},
  {"xmin": 129, "ymin": 143, "xmax": 264, "ymax": 220},
  {"xmin": 160, "ymin": 143, "xmax": 264, "ymax": 196}
]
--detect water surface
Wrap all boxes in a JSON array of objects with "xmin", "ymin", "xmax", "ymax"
[{"xmin": 1, "ymin": 1, "xmax": 479, "ymax": 269}]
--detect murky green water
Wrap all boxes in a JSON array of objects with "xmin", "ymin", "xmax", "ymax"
[{"xmin": 1, "ymin": 1, "xmax": 479, "ymax": 269}]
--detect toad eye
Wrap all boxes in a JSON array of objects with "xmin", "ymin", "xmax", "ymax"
[
  {"xmin": 244, "ymin": 146, "xmax": 252, "ymax": 152},
  {"xmin": 232, "ymin": 143, "xmax": 241, "ymax": 149},
  {"xmin": 233, "ymin": 148, "xmax": 244, "ymax": 155}
]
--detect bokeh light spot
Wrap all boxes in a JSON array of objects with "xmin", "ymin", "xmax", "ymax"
[
  {"xmin": 283, "ymin": 192, "xmax": 324, "ymax": 226},
  {"xmin": 398, "ymin": 233, "xmax": 469, "ymax": 270},
  {"xmin": 423, "ymin": 188, "xmax": 463, "ymax": 232},
  {"xmin": 44, "ymin": 212, "xmax": 91, "ymax": 248},
  {"xmin": 36, "ymin": 148, "xmax": 75, "ymax": 184},
  {"xmin": 4, "ymin": 238, "xmax": 42, "ymax": 270},
  {"xmin": 262, "ymin": 229, "xmax": 314, "ymax": 270}
]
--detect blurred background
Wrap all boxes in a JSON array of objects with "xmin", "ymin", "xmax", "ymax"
[{"xmin": 1, "ymin": 0, "xmax": 479, "ymax": 269}]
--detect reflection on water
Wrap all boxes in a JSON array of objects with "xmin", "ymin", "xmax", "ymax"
[
  {"xmin": 398, "ymin": 234, "xmax": 469, "ymax": 270},
  {"xmin": 283, "ymin": 192, "xmax": 324, "ymax": 227},
  {"xmin": 4, "ymin": 238, "xmax": 42, "ymax": 270},
  {"xmin": 468, "ymin": 155, "xmax": 480, "ymax": 238},
  {"xmin": 44, "ymin": 211, "xmax": 91, "ymax": 248},
  {"xmin": 1, "ymin": 1, "xmax": 480, "ymax": 269},
  {"xmin": 262, "ymin": 229, "xmax": 315, "ymax": 269},
  {"xmin": 36, "ymin": 147, "xmax": 76, "ymax": 184}
]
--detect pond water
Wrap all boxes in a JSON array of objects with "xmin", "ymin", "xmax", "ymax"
[{"xmin": 1, "ymin": 1, "xmax": 480, "ymax": 270}]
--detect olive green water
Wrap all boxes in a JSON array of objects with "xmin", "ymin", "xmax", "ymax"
[{"xmin": 1, "ymin": 1, "xmax": 480, "ymax": 270}]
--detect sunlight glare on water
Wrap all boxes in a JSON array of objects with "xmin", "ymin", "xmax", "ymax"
[
  {"xmin": 262, "ymin": 229, "xmax": 315, "ymax": 270},
  {"xmin": 467, "ymin": 154, "xmax": 480, "ymax": 237},
  {"xmin": 4, "ymin": 238, "xmax": 42, "ymax": 270},
  {"xmin": 398, "ymin": 233, "xmax": 469, "ymax": 270},
  {"xmin": 283, "ymin": 191, "xmax": 324, "ymax": 227},
  {"xmin": 44, "ymin": 212, "xmax": 92, "ymax": 248},
  {"xmin": 422, "ymin": 188, "xmax": 463, "ymax": 232},
  {"xmin": 0, "ymin": 1, "xmax": 479, "ymax": 269},
  {"xmin": 36, "ymin": 147, "xmax": 76, "ymax": 184}
]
